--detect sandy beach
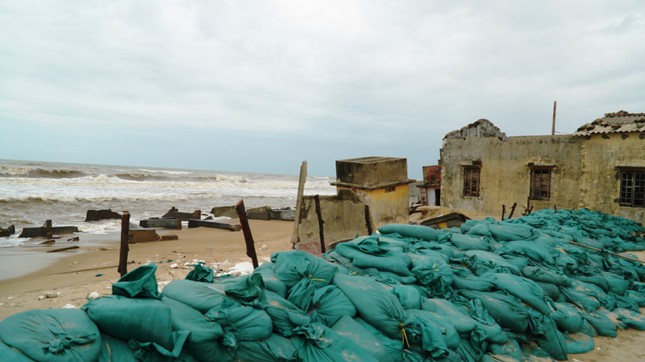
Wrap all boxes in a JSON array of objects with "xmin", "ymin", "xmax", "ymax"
[{"xmin": 1, "ymin": 219, "xmax": 644, "ymax": 361}]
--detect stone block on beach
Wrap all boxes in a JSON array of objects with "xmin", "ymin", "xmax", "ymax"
[
  {"xmin": 162, "ymin": 207, "xmax": 201, "ymax": 221},
  {"xmin": 85, "ymin": 209, "xmax": 121, "ymax": 222},
  {"xmin": 139, "ymin": 218, "xmax": 182, "ymax": 229},
  {"xmin": 0, "ymin": 225, "xmax": 15, "ymax": 237},
  {"xmin": 211, "ymin": 206, "xmax": 238, "ymax": 218}
]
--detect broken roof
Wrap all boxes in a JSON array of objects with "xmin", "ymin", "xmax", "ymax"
[
  {"xmin": 574, "ymin": 110, "xmax": 645, "ymax": 136},
  {"xmin": 443, "ymin": 118, "xmax": 508, "ymax": 140}
]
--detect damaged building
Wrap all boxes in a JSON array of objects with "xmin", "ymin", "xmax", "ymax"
[{"xmin": 440, "ymin": 111, "xmax": 645, "ymax": 224}]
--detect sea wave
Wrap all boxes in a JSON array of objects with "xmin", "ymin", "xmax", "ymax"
[{"xmin": 0, "ymin": 166, "xmax": 87, "ymax": 179}]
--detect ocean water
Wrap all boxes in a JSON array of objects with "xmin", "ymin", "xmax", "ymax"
[{"xmin": 0, "ymin": 159, "xmax": 336, "ymax": 248}]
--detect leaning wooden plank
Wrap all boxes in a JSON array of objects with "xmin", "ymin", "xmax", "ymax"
[
  {"xmin": 187, "ymin": 219, "xmax": 241, "ymax": 232},
  {"xmin": 47, "ymin": 246, "xmax": 80, "ymax": 253}
]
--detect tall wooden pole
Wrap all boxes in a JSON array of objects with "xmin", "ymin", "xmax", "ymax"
[
  {"xmin": 235, "ymin": 200, "xmax": 258, "ymax": 269},
  {"xmin": 314, "ymin": 195, "xmax": 325, "ymax": 253},
  {"xmin": 118, "ymin": 211, "xmax": 130, "ymax": 276},
  {"xmin": 291, "ymin": 161, "xmax": 307, "ymax": 249},
  {"xmin": 551, "ymin": 101, "xmax": 557, "ymax": 135}
]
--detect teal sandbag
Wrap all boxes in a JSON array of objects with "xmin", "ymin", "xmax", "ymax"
[
  {"xmin": 308, "ymin": 285, "xmax": 357, "ymax": 326},
  {"xmin": 224, "ymin": 272, "xmax": 266, "ymax": 307},
  {"xmin": 161, "ymin": 296, "xmax": 225, "ymax": 361},
  {"xmin": 421, "ymin": 298, "xmax": 477, "ymax": 333},
  {"xmin": 263, "ymin": 290, "xmax": 311, "ymax": 337},
  {"xmin": 571, "ymin": 280, "xmax": 616, "ymax": 310},
  {"xmin": 488, "ymin": 338, "xmax": 522, "ymax": 361},
  {"xmin": 236, "ymin": 334, "xmax": 298, "ymax": 362},
  {"xmin": 461, "ymin": 219, "xmax": 493, "ymax": 237},
  {"xmin": 272, "ymin": 250, "xmax": 338, "ymax": 287},
  {"xmin": 253, "ymin": 262, "xmax": 288, "ymax": 297},
  {"xmin": 521, "ymin": 266, "xmax": 571, "ymax": 287},
  {"xmin": 498, "ymin": 240, "xmax": 555, "ymax": 265},
  {"xmin": 537, "ymin": 281, "xmax": 561, "ymax": 301},
  {"xmin": 463, "ymin": 250, "xmax": 520, "ymax": 276},
  {"xmin": 331, "ymin": 316, "xmax": 394, "ymax": 362},
  {"xmin": 490, "ymin": 272, "xmax": 550, "ymax": 314},
  {"xmin": 451, "ymin": 267, "xmax": 495, "ymax": 291},
  {"xmin": 392, "ymin": 285, "xmax": 422, "ymax": 310},
  {"xmin": 464, "ymin": 298, "xmax": 509, "ymax": 344},
  {"xmin": 378, "ymin": 224, "xmax": 440, "ymax": 241},
  {"xmin": 98, "ymin": 333, "xmax": 137, "ymax": 362},
  {"xmin": 112, "ymin": 263, "xmax": 161, "ymax": 299},
  {"xmin": 410, "ymin": 241, "xmax": 456, "ymax": 259},
  {"xmin": 82, "ymin": 295, "xmax": 174, "ymax": 351},
  {"xmin": 205, "ymin": 301, "xmax": 273, "ymax": 347},
  {"xmin": 614, "ymin": 308, "xmax": 645, "ymax": 330},
  {"xmin": 528, "ymin": 310, "xmax": 568, "ymax": 361},
  {"xmin": 560, "ymin": 286, "xmax": 601, "ymax": 312},
  {"xmin": 407, "ymin": 309, "xmax": 460, "ymax": 351},
  {"xmin": 460, "ymin": 290, "xmax": 530, "ymax": 333},
  {"xmin": 0, "ymin": 340, "xmax": 32, "ymax": 362},
  {"xmin": 335, "ymin": 242, "xmax": 412, "ymax": 277},
  {"xmin": 333, "ymin": 273, "xmax": 406, "ymax": 340},
  {"xmin": 185, "ymin": 262, "xmax": 214, "ymax": 283},
  {"xmin": 294, "ymin": 323, "xmax": 379, "ymax": 362},
  {"xmin": 583, "ymin": 309, "xmax": 618, "ymax": 337},
  {"xmin": 564, "ymin": 332, "xmax": 595, "ymax": 354},
  {"xmin": 488, "ymin": 223, "xmax": 536, "ymax": 241},
  {"xmin": 448, "ymin": 233, "xmax": 490, "ymax": 251},
  {"xmin": 407, "ymin": 252, "xmax": 453, "ymax": 295},
  {"xmin": 161, "ymin": 279, "xmax": 233, "ymax": 313},
  {"xmin": 550, "ymin": 302, "xmax": 584, "ymax": 333},
  {"xmin": 354, "ymin": 318, "xmax": 406, "ymax": 361},
  {"xmin": 0, "ymin": 309, "xmax": 101, "ymax": 362}
]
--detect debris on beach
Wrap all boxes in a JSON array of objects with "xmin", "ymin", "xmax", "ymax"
[{"xmin": 1, "ymin": 208, "xmax": 645, "ymax": 361}]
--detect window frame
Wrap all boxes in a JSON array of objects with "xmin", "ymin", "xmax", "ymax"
[
  {"xmin": 462, "ymin": 165, "xmax": 481, "ymax": 197},
  {"xmin": 529, "ymin": 166, "xmax": 553, "ymax": 201},
  {"xmin": 618, "ymin": 167, "xmax": 645, "ymax": 208}
]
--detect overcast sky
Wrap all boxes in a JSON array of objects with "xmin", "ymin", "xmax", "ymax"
[{"xmin": 1, "ymin": 1, "xmax": 643, "ymax": 178}]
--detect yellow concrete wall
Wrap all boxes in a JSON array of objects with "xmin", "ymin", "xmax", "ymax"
[
  {"xmin": 579, "ymin": 134, "xmax": 645, "ymax": 224},
  {"xmin": 348, "ymin": 184, "xmax": 411, "ymax": 228},
  {"xmin": 441, "ymin": 133, "xmax": 644, "ymax": 224}
]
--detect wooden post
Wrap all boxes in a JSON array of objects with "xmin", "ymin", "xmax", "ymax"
[
  {"xmin": 118, "ymin": 211, "xmax": 130, "ymax": 276},
  {"xmin": 364, "ymin": 205, "xmax": 373, "ymax": 235},
  {"xmin": 501, "ymin": 205, "xmax": 506, "ymax": 220},
  {"xmin": 508, "ymin": 202, "xmax": 517, "ymax": 219},
  {"xmin": 314, "ymin": 195, "xmax": 325, "ymax": 253},
  {"xmin": 235, "ymin": 200, "xmax": 258, "ymax": 269},
  {"xmin": 551, "ymin": 100, "xmax": 557, "ymax": 135},
  {"xmin": 291, "ymin": 161, "xmax": 307, "ymax": 249},
  {"xmin": 45, "ymin": 219, "xmax": 52, "ymax": 239}
]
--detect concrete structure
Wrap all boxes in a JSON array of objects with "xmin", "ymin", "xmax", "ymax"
[
  {"xmin": 418, "ymin": 165, "xmax": 442, "ymax": 206},
  {"xmin": 440, "ymin": 111, "xmax": 645, "ymax": 224},
  {"xmin": 296, "ymin": 156, "xmax": 415, "ymax": 255}
]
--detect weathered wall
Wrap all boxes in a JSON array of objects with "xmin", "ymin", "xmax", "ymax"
[
  {"xmin": 441, "ymin": 135, "xmax": 583, "ymax": 217},
  {"xmin": 296, "ymin": 194, "xmax": 369, "ymax": 255},
  {"xmin": 343, "ymin": 184, "xmax": 411, "ymax": 227},
  {"xmin": 579, "ymin": 133, "xmax": 645, "ymax": 224},
  {"xmin": 441, "ymin": 132, "xmax": 644, "ymax": 224}
]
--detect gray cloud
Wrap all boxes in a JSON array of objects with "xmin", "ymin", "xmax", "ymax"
[{"xmin": 1, "ymin": 0, "xmax": 644, "ymax": 177}]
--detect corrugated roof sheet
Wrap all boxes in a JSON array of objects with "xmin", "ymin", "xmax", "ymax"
[{"xmin": 573, "ymin": 110, "xmax": 645, "ymax": 135}]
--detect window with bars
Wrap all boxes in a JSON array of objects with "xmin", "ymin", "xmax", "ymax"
[
  {"xmin": 619, "ymin": 168, "xmax": 645, "ymax": 207},
  {"xmin": 463, "ymin": 166, "xmax": 480, "ymax": 197},
  {"xmin": 529, "ymin": 167, "xmax": 552, "ymax": 200}
]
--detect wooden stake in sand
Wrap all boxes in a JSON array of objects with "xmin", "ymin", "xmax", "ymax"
[
  {"xmin": 235, "ymin": 200, "xmax": 258, "ymax": 269},
  {"xmin": 291, "ymin": 161, "xmax": 307, "ymax": 249},
  {"xmin": 118, "ymin": 211, "xmax": 130, "ymax": 276}
]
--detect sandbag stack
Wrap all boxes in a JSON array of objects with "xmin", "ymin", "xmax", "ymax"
[{"xmin": 0, "ymin": 208, "xmax": 644, "ymax": 361}]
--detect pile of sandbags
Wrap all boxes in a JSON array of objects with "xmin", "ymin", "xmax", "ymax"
[{"xmin": 1, "ymin": 208, "xmax": 644, "ymax": 361}]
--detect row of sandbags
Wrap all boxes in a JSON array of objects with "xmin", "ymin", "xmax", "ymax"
[{"xmin": 1, "ymin": 208, "xmax": 644, "ymax": 361}]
